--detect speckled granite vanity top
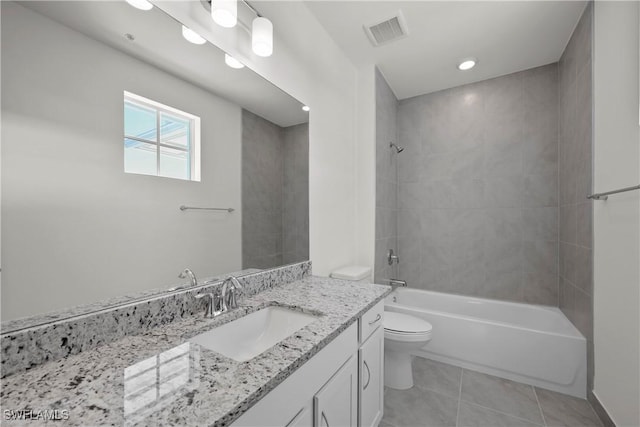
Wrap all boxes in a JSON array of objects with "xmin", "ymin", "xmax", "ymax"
[{"xmin": 1, "ymin": 277, "xmax": 390, "ymax": 426}]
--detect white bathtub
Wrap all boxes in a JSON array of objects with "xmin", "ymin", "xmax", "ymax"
[{"xmin": 385, "ymin": 288, "xmax": 586, "ymax": 398}]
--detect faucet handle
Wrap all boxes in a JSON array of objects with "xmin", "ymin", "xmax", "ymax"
[
  {"xmin": 195, "ymin": 292, "xmax": 216, "ymax": 318},
  {"xmin": 224, "ymin": 276, "xmax": 243, "ymax": 309}
]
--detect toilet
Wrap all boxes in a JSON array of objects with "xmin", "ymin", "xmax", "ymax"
[
  {"xmin": 383, "ymin": 311, "xmax": 432, "ymax": 390},
  {"xmin": 330, "ymin": 266, "xmax": 433, "ymax": 390}
]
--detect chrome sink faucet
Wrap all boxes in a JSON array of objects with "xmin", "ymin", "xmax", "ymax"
[
  {"xmin": 195, "ymin": 290, "xmax": 224, "ymax": 318},
  {"xmin": 194, "ymin": 276, "xmax": 243, "ymax": 318},
  {"xmin": 222, "ymin": 276, "xmax": 243, "ymax": 310},
  {"xmin": 179, "ymin": 268, "xmax": 198, "ymax": 287}
]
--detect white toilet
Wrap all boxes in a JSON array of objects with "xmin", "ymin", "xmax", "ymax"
[
  {"xmin": 383, "ymin": 311, "xmax": 432, "ymax": 390},
  {"xmin": 330, "ymin": 266, "xmax": 433, "ymax": 390}
]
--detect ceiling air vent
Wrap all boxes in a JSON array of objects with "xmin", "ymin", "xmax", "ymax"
[{"xmin": 364, "ymin": 11, "xmax": 409, "ymax": 47}]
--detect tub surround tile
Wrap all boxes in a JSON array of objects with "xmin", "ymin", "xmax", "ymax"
[
  {"xmin": 1, "ymin": 276, "xmax": 391, "ymax": 426},
  {"xmin": 386, "ymin": 63, "xmax": 560, "ymax": 306},
  {"xmin": 374, "ymin": 68, "xmax": 399, "ymax": 285},
  {"xmin": 457, "ymin": 402, "xmax": 542, "ymax": 427},
  {"xmin": 460, "ymin": 370, "xmax": 544, "ymax": 424},
  {"xmin": 536, "ymin": 388, "xmax": 603, "ymax": 427},
  {"xmin": 1, "ymin": 262, "xmax": 311, "ymax": 378},
  {"xmin": 558, "ymin": 3, "xmax": 594, "ymax": 393}
]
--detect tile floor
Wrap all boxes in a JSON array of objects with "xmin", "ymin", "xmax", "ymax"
[{"xmin": 381, "ymin": 357, "xmax": 604, "ymax": 427}]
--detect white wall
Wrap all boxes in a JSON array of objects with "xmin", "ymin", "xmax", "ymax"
[
  {"xmin": 593, "ymin": 2, "xmax": 640, "ymax": 425},
  {"xmin": 1, "ymin": 3, "xmax": 242, "ymax": 320},
  {"xmin": 153, "ymin": 1, "xmax": 365, "ymax": 277},
  {"xmin": 355, "ymin": 64, "xmax": 377, "ymax": 272}
]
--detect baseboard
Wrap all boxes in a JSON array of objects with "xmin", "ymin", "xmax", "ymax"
[{"xmin": 588, "ymin": 390, "xmax": 616, "ymax": 427}]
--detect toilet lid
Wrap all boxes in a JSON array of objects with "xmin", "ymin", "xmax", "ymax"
[{"xmin": 384, "ymin": 312, "xmax": 432, "ymax": 334}]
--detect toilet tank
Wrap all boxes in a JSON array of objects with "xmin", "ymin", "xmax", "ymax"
[{"xmin": 330, "ymin": 266, "xmax": 372, "ymax": 284}]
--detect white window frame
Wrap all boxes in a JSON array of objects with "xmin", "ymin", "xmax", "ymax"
[{"xmin": 124, "ymin": 91, "xmax": 201, "ymax": 181}]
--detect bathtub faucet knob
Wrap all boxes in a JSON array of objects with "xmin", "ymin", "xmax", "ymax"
[{"xmin": 387, "ymin": 249, "xmax": 400, "ymax": 265}]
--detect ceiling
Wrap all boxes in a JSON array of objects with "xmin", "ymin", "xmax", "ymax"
[
  {"xmin": 19, "ymin": 1, "xmax": 308, "ymax": 127},
  {"xmin": 306, "ymin": 1, "xmax": 587, "ymax": 99}
]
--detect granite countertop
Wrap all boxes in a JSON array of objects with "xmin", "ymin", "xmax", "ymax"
[
  {"xmin": 1, "ymin": 268, "xmax": 263, "ymax": 335},
  {"xmin": 0, "ymin": 276, "xmax": 391, "ymax": 426}
]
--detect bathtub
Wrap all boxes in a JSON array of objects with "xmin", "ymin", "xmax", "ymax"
[{"xmin": 385, "ymin": 288, "xmax": 587, "ymax": 398}]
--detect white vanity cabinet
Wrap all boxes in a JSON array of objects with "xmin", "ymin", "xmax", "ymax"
[
  {"xmin": 232, "ymin": 301, "xmax": 384, "ymax": 427},
  {"xmin": 314, "ymin": 356, "xmax": 358, "ymax": 427},
  {"xmin": 358, "ymin": 327, "xmax": 384, "ymax": 427},
  {"xmin": 358, "ymin": 301, "xmax": 384, "ymax": 427}
]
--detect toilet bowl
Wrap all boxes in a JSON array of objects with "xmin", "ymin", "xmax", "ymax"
[
  {"xmin": 328, "ymin": 266, "xmax": 433, "ymax": 390},
  {"xmin": 384, "ymin": 311, "xmax": 432, "ymax": 390}
]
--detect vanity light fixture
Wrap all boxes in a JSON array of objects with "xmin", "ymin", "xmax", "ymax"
[
  {"xmin": 225, "ymin": 53, "xmax": 245, "ymax": 69},
  {"xmin": 125, "ymin": 0, "xmax": 153, "ymax": 11},
  {"xmin": 252, "ymin": 16, "xmax": 273, "ymax": 57},
  {"xmin": 211, "ymin": 0, "xmax": 237, "ymax": 28},
  {"xmin": 458, "ymin": 57, "xmax": 477, "ymax": 71},
  {"xmin": 206, "ymin": 0, "xmax": 274, "ymax": 58},
  {"xmin": 302, "ymin": 105, "xmax": 310, "ymax": 112},
  {"xmin": 182, "ymin": 25, "xmax": 207, "ymax": 45}
]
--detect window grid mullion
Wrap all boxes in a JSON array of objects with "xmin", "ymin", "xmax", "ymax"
[{"xmin": 124, "ymin": 92, "xmax": 197, "ymax": 181}]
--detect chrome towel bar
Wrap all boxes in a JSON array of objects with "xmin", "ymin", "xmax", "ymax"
[
  {"xmin": 180, "ymin": 205, "xmax": 235, "ymax": 212},
  {"xmin": 587, "ymin": 184, "xmax": 640, "ymax": 200}
]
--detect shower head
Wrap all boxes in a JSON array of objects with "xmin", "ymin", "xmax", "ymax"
[{"xmin": 390, "ymin": 142, "xmax": 405, "ymax": 153}]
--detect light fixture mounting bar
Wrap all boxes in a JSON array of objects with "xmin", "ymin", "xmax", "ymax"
[
  {"xmin": 240, "ymin": 0, "xmax": 261, "ymax": 18},
  {"xmin": 202, "ymin": 0, "xmax": 261, "ymax": 18}
]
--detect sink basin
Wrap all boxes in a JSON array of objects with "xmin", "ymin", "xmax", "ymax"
[{"xmin": 189, "ymin": 306, "xmax": 317, "ymax": 362}]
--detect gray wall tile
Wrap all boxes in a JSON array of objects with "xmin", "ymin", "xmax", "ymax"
[
  {"xmin": 388, "ymin": 64, "xmax": 560, "ymax": 303},
  {"xmin": 242, "ymin": 110, "xmax": 309, "ymax": 269},
  {"xmin": 557, "ymin": 3, "xmax": 594, "ymax": 393},
  {"xmin": 375, "ymin": 68, "xmax": 400, "ymax": 284}
]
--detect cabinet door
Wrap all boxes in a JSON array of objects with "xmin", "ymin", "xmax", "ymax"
[
  {"xmin": 286, "ymin": 404, "xmax": 312, "ymax": 427},
  {"xmin": 359, "ymin": 327, "xmax": 383, "ymax": 427},
  {"xmin": 314, "ymin": 355, "xmax": 358, "ymax": 427}
]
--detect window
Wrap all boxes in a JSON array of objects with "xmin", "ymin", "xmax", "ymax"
[{"xmin": 124, "ymin": 91, "xmax": 200, "ymax": 181}]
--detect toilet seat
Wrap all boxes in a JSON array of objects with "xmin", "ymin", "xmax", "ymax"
[{"xmin": 383, "ymin": 312, "xmax": 432, "ymax": 341}]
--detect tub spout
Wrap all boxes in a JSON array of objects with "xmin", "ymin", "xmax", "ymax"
[{"xmin": 388, "ymin": 279, "xmax": 407, "ymax": 287}]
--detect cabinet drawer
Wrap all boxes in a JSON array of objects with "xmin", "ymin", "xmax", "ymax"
[{"xmin": 359, "ymin": 300, "xmax": 384, "ymax": 344}]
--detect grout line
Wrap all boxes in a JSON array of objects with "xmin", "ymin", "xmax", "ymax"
[
  {"xmin": 533, "ymin": 386, "xmax": 548, "ymax": 426},
  {"xmin": 461, "ymin": 400, "xmax": 546, "ymax": 426},
  {"xmin": 455, "ymin": 369, "xmax": 463, "ymax": 427}
]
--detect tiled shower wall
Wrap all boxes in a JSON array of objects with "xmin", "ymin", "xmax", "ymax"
[
  {"xmin": 558, "ymin": 4, "xmax": 594, "ymax": 389},
  {"xmin": 374, "ymin": 68, "xmax": 399, "ymax": 285},
  {"xmin": 282, "ymin": 123, "xmax": 310, "ymax": 264},
  {"xmin": 242, "ymin": 110, "xmax": 309, "ymax": 269},
  {"xmin": 393, "ymin": 64, "xmax": 559, "ymax": 304}
]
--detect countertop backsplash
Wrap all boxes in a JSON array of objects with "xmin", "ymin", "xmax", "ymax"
[{"xmin": 1, "ymin": 261, "xmax": 311, "ymax": 378}]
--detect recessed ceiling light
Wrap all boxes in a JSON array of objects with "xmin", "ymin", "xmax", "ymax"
[
  {"xmin": 458, "ymin": 58, "xmax": 477, "ymax": 71},
  {"xmin": 125, "ymin": 0, "xmax": 153, "ymax": 11},
  {"xmin": 302, "ymin": 105, "xmax": 310, "ymax": 112},
  {"xmin": 224, "ymin": 54, "xmax": 244, "ymax": 69},
  {"xmin": 182, "ymin": 26, "xmax": 206, "ymax": 45}
]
